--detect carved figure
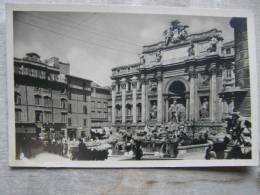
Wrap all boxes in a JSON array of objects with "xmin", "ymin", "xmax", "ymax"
[
  {"xmin": 140, "ymin": 55, "xmax": 145, "ymax": 65},
  {"xmin": 200, "ymin": 98, "xmax": 209, "ymax": 118},
  {"xmin": 188, "ymin": 42, "xmax": 195, "ymax": 57},
  {"xmin": 163, "ymin": 20, "xmax": 189, "ymax": 45},
  {"xmin": 150, "ymin": 81, "xmax": 157, "ymax": 92},
  {"xmin": 207, "ymin": 35, "xmax": 223, "ymax": 53},
  {"xmin": 155, "ymin": 50, "xmax": 162, "ymax": 62},
  {"xmin": 164, "ymin": 27, "xmax": 173, "ymax": 45},
  {"xmin": 168, "ymin": 100, "xmax": 179, "ymax": 123},
  {"xmin": 150, "ymin": 103, "xmax": 157, "ymax": 119},
  {"xmin": 177, "ymin": 103, "xmax": 186, "ymax": 122}
]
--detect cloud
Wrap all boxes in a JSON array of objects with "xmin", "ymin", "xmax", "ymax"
[{"xmin": 14, "ymin": 12, "xmax": 234, "ymax": 87}]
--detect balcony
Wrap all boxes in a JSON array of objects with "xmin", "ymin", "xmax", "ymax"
[
  {"xmin": 115, "ymin": 116, "xmax": 122, "ymax": 123},
  {"xmin": 126, "ymin": 115, "xmax": 133, "ymax": 122},
  {"xmin": 115, "ymin": 96, "xmax": 122, "ymax": 101},
  {"xmin": 126, "ymin": 94, "xmax": 132, "ymax": 100}
]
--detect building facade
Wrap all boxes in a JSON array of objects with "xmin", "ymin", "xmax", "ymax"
[
  {"xmin": 111, "ymin": 20, "xmax": 249, "ymax": 129},
  {"xmin": 14, "ymin": 53, "xmax": 68, "ymax": 140},
  {"xmin": 90, "ymin": 82, "xmax": 111, "ymax": 129},
  {"xmin": 67, "ymin": 75, "xmax": 92, "ymax": 140},
  {"xmin": 14, "ymin": 53, "xmax": 111, "ymax": 142}
]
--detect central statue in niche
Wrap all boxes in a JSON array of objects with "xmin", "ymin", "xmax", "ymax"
[{"xmin": 168, "ymin": 100, "xmax": 186, "ymax": 123}]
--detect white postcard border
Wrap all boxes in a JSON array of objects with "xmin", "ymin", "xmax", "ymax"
[{"xmin": 6, "ymin": 4, "xmax": 259, "ymax": 167}]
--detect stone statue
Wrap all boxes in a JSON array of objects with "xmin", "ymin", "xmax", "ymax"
[
  {"xmin": 140, "ymin": 55, "xmax": 145, "ymax": 65},
  {"xmin": 163, "ymin": 27, "xmax": 173, "ymax": 45},
  {"xmin": 163, "ymin": 20, "xmax": 189, "ymax": 45},
  {"xmin": 200, "ymin": 98, "xmax": 209, "ymax": 119},
  {"xmin": 168, "ymin": 100, "xmax": 179, "ymax": 123},
  {"xmin": 207, "ymin": 36, "xmax": 218, "ymax": 52},
  {"xmin": 150, "ymin": 81, "xmax": 157, "ymax": 93},
  {"xmin": 207, "ymin": 35, "xmax": 223, "ymax": 53},
  {"xmin": 155, "ymin": 50, "xmax": 162, "ymax": 62},
  {"xmin": 177, "ymin": 103, "xmax": 186, "ymax": 122},
  {"xmin": 188, "ymin": 42, "xmax": 195, "ymax": 57},
  {"xmin": 150, "ymin": 103, "xmax": 157, "ymax": 119}
]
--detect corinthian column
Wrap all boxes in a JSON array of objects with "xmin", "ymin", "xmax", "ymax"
[
  {"xmin": 157, "ymin": 74, "xmax": 163, "ymax": 123},
  {"xmin": 210, "ymin": 63, "xmax": 217, "ymax": 122},
  {"xmin": 141, "ymin": 77, "xmax": 146, "ymax": 123},
  {"xmin": 111, "ymin": 80, "xmax": 116, "ymax": 124},
  {"xmin": 189, "ymin": 66, "xmax": 197, "ymax": 121},
  {"xmin": 131, "ymin": 76, "xmax": 138, "ymax": 124},
  {"xmin": 216, "ymin": 66, "xmax": 223, "ymax": 121},
  {"xmin": 120, "ymin": 78, "xmax": 127, "ymax": 124}
]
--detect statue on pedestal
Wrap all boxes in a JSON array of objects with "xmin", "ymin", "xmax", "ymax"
[
  {"xmin": 200, "ymin": 98, "xmax": 209, "ymax": 119},
  {"xmin": 188, "ymin": 42, "xmax": 195, "ymax": 57},
  {"xmin": 207, "ymin": 35, "xmax": 223, "ymax": 53},
  {"xmin": 155, "ymin": 50, "xmax": 162, "ymax": 62},
  {"xmin": 150, "ymin": 103, "xmax": 157, "ymax": 119},
  {"xmin": 168, "ymin": 100, "xmax": 179, "ymax": 123}
]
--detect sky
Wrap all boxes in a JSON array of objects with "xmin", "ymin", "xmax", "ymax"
[{"xmin": 13, "ymin": 11, "xmax": 234, "ymax": 86}]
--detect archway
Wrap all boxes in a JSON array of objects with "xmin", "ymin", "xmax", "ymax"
[{"xmin": 168, "ymin": 81, "xmax": 186, "ymax": 106}]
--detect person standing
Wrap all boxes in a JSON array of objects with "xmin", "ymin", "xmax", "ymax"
[{"xmin": 78, "ymin": 138, "xmax": 86, "ymax": 160}]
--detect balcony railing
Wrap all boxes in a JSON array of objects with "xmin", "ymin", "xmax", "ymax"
[{"xmin": 126, "ymin": 116, "xmax": 133, "ymax": 121}]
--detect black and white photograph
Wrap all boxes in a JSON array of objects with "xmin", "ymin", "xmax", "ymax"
[{"xmin": 6, "ymin": 5, "xmax": 258, "ymax": 167}]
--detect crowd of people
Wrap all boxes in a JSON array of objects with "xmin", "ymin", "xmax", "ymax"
[
  {"xmin": 17, "ymin": 110, "xmax": 252, "ymax": 161},
  {"xmin": 47, "ymin": 137, "xmax": 69, "ymax": 158}
]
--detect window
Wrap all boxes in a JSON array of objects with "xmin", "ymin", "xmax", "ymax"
[
  {"xmin": 68, "ymin": 118, "xmax": 72, "ymax": 126},
  {"xmin": 83, "ymin": 119, "xmax": 87, "ymax": 127},
  {"xmin": 35, "ymin": 111, "xmax": 43, "ymax": 122},
  {"xmin": 44, "ymin": 96, "xmax": 52, "ymax": 107},
  {"xmin": 32, "ymin": 69, "xmax": 37, "ymax": 77},
  {"xmin": 54, "ymin": 74, "xmax": 58, "ymax": 81},
  {"xmin": 226, "ymin": 69, "xmax": 232, "ymax": 78},
  {"xmin": 81, "ymin": 131, "xmax": 86, "ymax": 138},
  {"xmin": 15, "ymin": 109, "xmax": 22, "ymax": 122},
  {"xmin": 91, "ymin": 101, "xmax": 95, "ymax": 109},
  {"xmin": 226, "ymin": 48, "xmax": 231, "ymax": 55},
  {"xmin": 15, "ymin": 92, "xmax": 21, "ymax": 105},
  {"xmin": 44, "ymin": 111, "xmax": 52, "ymax": 123},
  {"xmin": 41, "ymin": 71, "xmax": 46, "ymax": 79},
  {"xmin": 48, "ymin": 74, "xmax": 53, "ymax": 81},
  {"xmin": 15, "ymin": 65, "xmax": 23, "ymax": 74},
  {"xmin": 61, "ymin": 113, "xmax": 67, "ymax": 123},
  {"xmin": 35, "ymin": 95, "xmax": 41, "ymax": 105},
  {"xmin": 28, "ymin": 68, "xmax": 33, "ymax": 76},
  {"xmin": 83, "ymin": 94, "xmax": 87, "ymax": 102},
  {"xmin": 23, "ymin": 67, "xmax": 28, "ymax": 75},
  {"xmin": 37, "ymin": 69, "xmax": 42, "ymax": 78},
  {"xmin": 61, "ymin": 88, "xmax": 67, "ymax": 94},
  {"xmin": 68, "ymin": 103, "xmax": 72, "ymax": 113},
  {"xmin": 68, "ymin": 91, "xmax": 71, "ymax": 100},
  {"xmin": 83, "ymin": 105, "xmax": 87, "ymax": 114},
  {"xmin": 104, "ymin": 102, "xmax": 107, "ymax": 109},
  {"xmin": 61, "ymin": 99, "xmax": 66, "ymax": 109}
]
